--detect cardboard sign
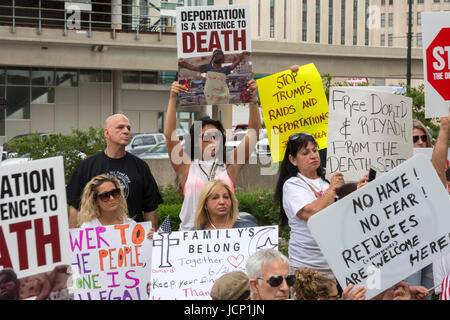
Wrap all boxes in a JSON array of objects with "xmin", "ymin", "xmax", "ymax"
[
  {"xmin": 69, "ymin": 222, "xmax": 152, "ymax": 300},
  {"xmin": 0, "ymin": 157, "xmax": 71, "ymax": 278},
  {"xmin": 327, "ymin": 87, "xmax": 413, "ymax": 182},
  {"xmin": 150, "ymin": 226, "xmax": 278, "ymax": 300},
  {"xmin": 176, "ymin": 4, "xmax": 252, "ymax": 106},
  {"xmin": 257, "ymin": 64, "xmax": 329, "ymax": 163},
  {"xmin": 308, "ymin": 154, "xmax": 450, "ymax": 299},
  {"xmin": 421, "ymin": 11, "xmax": 450, "ymax": 118}
]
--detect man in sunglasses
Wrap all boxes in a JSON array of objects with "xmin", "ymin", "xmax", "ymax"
[
  {"xmin": 66, "ymin": 114, "xmax": 163, "ymax": 228},
  {"xmin": 246, "ymin": 249, "xmax": 294, "ymax": 300}
]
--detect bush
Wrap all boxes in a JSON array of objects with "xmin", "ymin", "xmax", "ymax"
[{"xmin": 8, "ymin": 127, "xmax": 106, "ymax": 183}]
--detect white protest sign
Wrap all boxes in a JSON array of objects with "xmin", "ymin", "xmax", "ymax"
[
  {"xmin": 69, "ymin": 222, "xmax": 152, "ymax": 300},
  {"xmin": 421, "ymin": 11, "xmax": 450, "ymax": 118},
  {"xmin": 308, "ymin": 154, "xmax": 450, "ymax": 299},
  {"xmin": 150, "ymin": 226, "xmax": 278, "ymax": 300},
  {"xmin": 0, "ymin": 157, "xmax": 71, "ymax": 278},
  {"xmin": 327, "ymin": 87, "xmax": 413, "ymax": 182},
  {"xmin": 414, "ymin": 147, "xmax": 450, "ymax": 169}
]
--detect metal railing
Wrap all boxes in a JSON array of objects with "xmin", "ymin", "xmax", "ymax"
[{"xmin": 0, "ymin": 0, "xmax": 184, "ymax": 39}]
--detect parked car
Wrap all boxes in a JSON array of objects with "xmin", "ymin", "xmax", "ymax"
[
  {"xmin": 125, "ymin": 133, "xmax": 166, "ymax": 156},
  {"xmin": 225, "ymin": 130, "xmax": 247, "ymax": 153},
  {"xmin": 3, "ymin": 132, "xmax": 53, "ymax": 158},
  {"xmin": 139, "ymin": 142, "xmax": 169, "ymax": 159},
  {"xmin": 255, "ymin": 129, "xmax": 270, "ymax": 155}
]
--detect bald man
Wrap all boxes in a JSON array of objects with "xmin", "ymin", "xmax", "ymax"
[{"xmin": 66, "ymin": 114, "xmax": 163, "ymax": 228}]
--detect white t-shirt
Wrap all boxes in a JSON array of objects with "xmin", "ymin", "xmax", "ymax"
[
  {"xmin": 433, "ymin": 253, "xmax": 450, "ymax": 295},
  {"xmin": 282, "ymin": 172, "xmax": 331, "ymax": 271},
  {"xmin": 80, "ymin": 217, "xmax": 135, "ymax": 229}
]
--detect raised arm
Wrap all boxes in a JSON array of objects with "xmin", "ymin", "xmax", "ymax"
[
  {"xmin": 164, "ymin": 82, "xmax": 190, "ymax": 184},
  {"xmin": 431, "ymin": 113, "xmax": 450, "ymax": 187},
  {"xmin": 227, "ymin": 77, "xmax": 261, "ymax": 183},
  {"xmin": 229, "ymin": 51, "xmax": 251, "ymax": 71},
  {"xmin": 178, "ymin": 58, "xmax": 202, "ymax": 72}
]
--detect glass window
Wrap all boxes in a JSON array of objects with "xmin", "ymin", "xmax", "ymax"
[
  {"xmin": 102, "ymin": 70, "xmax": 112, "ymax": 83},
  {"xmin": 32, "ymin": 87, "xmax": 55, "ymax": 104},
  {"xmin": 7, "ymin": 86, "xmax": 30, "ymax": 119},
  {"xmin": 0, "ymin": 86, "xmax": 4, "ymax": 135},
  {"xmin": 7, "ymin": 68, "xmax": 30, "ymax": 86},
  {"xmin": 80, "ymin": 70, "xmax": 102, "ymax": 83},
  {"xmin": 143, "ymin": 136, "xmax": 156, "ymax": 145},
  {"xmin": 123, "ymin": 71, "xmax": 140, "ymax": 84},
  {"xmin": 56, "ymin": 70, "xmax": 78, "ymax": 87},
  {"xmin": 31, "ymin": 69, "xmax": 54, "ymax": 86},
  {"xmin": 0, "ymin": 69, "xmax": 5, "ymax": 85},
  {"xmin": 141, "ymin": 71, "xmax": 158, "ymax": 84}
]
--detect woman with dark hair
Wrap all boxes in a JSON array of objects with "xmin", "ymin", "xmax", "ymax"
[
  {"xmin": 165, "ymin": 79, "xmax": 260, "ymax": 230},
  {"xmin": 274, "ymin": 132, "xmax": 344, "ymax": 276}
]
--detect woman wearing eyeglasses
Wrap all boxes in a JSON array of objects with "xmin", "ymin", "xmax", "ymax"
[
  {"xmin": 274, "ymin": 132, "xmax": 345, "ymax": 277},
  {"xmin": 77, "ymin": 174, "xmax": 134, "ymax": 228},
  {"xmin": 293, "ymin": 267, "xmax": 366, "ymax": 300},
  {"xmin": 413, "ymin": 119, "xmax": 433, "ymax": 148},
  {"xmin": 165, "ymin": 79, "xmax": 261, "ymax": 231},
  {"xmin": 194, "ymin": 180, "xmax": 257, "ymax": 230}
]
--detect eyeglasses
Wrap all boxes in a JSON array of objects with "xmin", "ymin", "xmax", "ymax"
[
  {"xmin": 95, "ymin": 188, "xmax": 121, "ymax": 202},
  {"xmin": 289, "ymin": 132, "xmax": 312, "ymax": 141},
  {"xmin": 258, "ymin": 275, "xmax": 296, "ymax": 287},
  {"xmin": 413, "ymin": 134, "xmax": 427, "ymax": 143},
  {"xmin": 202, "ymin": 132, "xmax": 220, "ymax": 142}
]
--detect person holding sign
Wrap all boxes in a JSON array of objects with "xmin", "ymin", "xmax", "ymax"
[
  {"xmin": 165, "ymin": 79, "xmax": 260, "ymax": 231},
  {"xmin": 274, "ymin": 132, "xmax": 344, "ymax": 277},
  {"xmin": 194, "ymin": 180, "xmax": 257, "ymax": 230},
  {"xmin": 406, "ymin": 119, "xmax": 435, "ymax": 297}
]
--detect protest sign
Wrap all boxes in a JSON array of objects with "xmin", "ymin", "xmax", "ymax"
[
  {"xmin": 176, "ymin": 4, "xmax": 252, "ymax": 106},
  {"xmin": 69, "ymin": 222, "xmax": 152, "ymax": 300},
  {"xmin": 327, "ymin": 87, "xmax": 413, "ymax": 182},
  {"xmin": 150, "ymin": 226, "xmax": 278, "ymax": 300},
  {"xmin": 414, "ymin": 147, "xmax": 450, "ymax": 169},
  {"xmin": 257, "ymin": 64, "xmax": 329, "ymax": 163},
  {"xmin": 308, "ymin": 154, "xmax": 450, "ymax": 299},
  {"xmin": 421, "ymin": 11, "xmax": 450, "ymax": 118},
  {"xmin": 0, "ymin": 157, "xmax": 71, "ymax": 278}
]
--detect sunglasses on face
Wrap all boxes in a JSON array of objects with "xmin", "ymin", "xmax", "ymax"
[
  {"xmin": 95, "ymin": 188, "xmax": 121, "ymax": 202},
  {"xmin": 202, "ymin": 131, "xmax": 220, "ymax": 142},
  {"xmin": 258, "ymin": 275, "xmax": 296, "ymax": 287},
  {"xmin": 289, "ymin": 132, "xmax": 312, "ymax": 141},
  {"xmin": 413, "ymin": 134, "xmax": 427, "ymax": 143}
]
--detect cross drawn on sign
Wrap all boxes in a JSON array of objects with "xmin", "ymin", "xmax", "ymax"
[{"xmin": 153, "ymin": 232, "xmax": 180, "ymax": 268}]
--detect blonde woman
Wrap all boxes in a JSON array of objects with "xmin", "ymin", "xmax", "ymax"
[
  {"xmin": 77, "ymin": 174, "xmax": 133, "ymax": 228},
  {"xmin": 194, "ymin": 180, "xmax": 257, "ymax": 230},
  {"xmin": 413, "ymin": 119, "xmax": 433, "ymax": 148}
]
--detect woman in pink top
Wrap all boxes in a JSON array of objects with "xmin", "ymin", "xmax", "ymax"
[{"xmin": 165, "ymin": 78, "xmax": 260, "ymax": 230}]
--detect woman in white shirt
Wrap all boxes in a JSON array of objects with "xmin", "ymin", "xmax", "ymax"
[
  {"xmin": 274, "ymin": 132, "xmax": 345, "ymax": 276},
  {"xmin": 77, "ymin": 174, "xmax": 134, "ymax": 228}
]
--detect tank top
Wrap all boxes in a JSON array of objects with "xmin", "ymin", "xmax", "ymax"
[{"xmin": 179, "ymin": 159, "xmax": 234, "ymax": 230}]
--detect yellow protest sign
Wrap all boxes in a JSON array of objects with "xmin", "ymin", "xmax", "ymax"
[{"xmin": 257, "ymin": 63, "xmax": 329, "ymax": 163}]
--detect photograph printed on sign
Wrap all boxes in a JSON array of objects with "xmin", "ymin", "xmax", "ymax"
[
  {"xmin": 308, "ymin": 154, "xmax": 450, "ymax": 299},
  {"xmin": 150, "ymin": 226, "xmax": 278, "ymax": 300},
  {"xmin": 176, "ymin": 4, "xmax": 252, "ymax": 107},
  {"xmin": 0, "ymin": 157, "xmax": 72, "ymax": 300}
]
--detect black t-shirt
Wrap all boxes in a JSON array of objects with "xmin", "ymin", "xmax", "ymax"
[{"xmin": 66, "ymin": 151, "xmax": 163, "ymax": 222}]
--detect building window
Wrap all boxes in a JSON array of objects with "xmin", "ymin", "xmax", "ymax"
[
  {"xmin": 417, "ymin": 32, "xmax": 422, "ymax": 47},
  {"xmin": 381, "ymin": 13, "xmax": 385, "ymax": 27},
  {"xmin": 270, "ymin": 0, "xmax": 275, "ymax": 38},
  {"xmin": 388, "ymin": 33, "xmax": 393, "ymax": 47},
  {"xmin": 353, "ymin": 0, "xmax": 358, "ymax": 45},
  {"xmin": 56, "ymin": 70, "xmax": 78, "ymax": 87},
  {"xmin": 381, "ymin": 34, "xmax": 386, "ymax": 46},
  {"xmin": 365, "ymin": 0, "xmax": 370, "ymax": 45},
  {"xmin": 316, "ymin": 0, "xmax": 321, "ymax": 43},
  {"xmin": 341, "ymin": 0, "xmax": 346, "ymax": 45},
  {"xmin": 417, "ymin": 11, "xmax": 422, "ymax": 25},
  {"xmin": 302, "ymin": 0, "xmax": 307, "ymax": 42},
  {"xmin": 258, "ymin": 0, "xmax": 261, "ymax": 37},
  {"xmin": 328, "ymin": 0, "xmax": 333, "ymax": 44},
  {"xmin": 388, "ymin": 13, "xmax": 393, "ymax": 27}
]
